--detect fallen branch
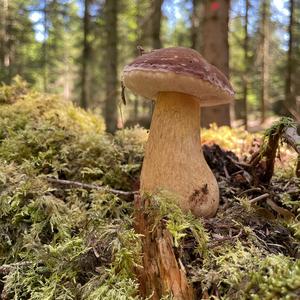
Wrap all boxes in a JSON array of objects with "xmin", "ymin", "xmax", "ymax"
[
  {"xmin": 46, "ymin": 178, "xmax": 138, "ymax": 196},
  {"xmin": 249, "ymin": 193, "xmax": 270, "ymax": 205},
  {"xmin": 238, "ymin": 187, "xmax": 262, "ymax": 196},
  {"xmin": 208, "ymin": 230, "xmax": 243, "ymax": 249},
  {"xmin": 228, "ymin": 156, "xmax": 252, "ymax": 168}
]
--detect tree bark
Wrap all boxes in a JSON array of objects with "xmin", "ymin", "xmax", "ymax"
[
  {"xmin": 0, "ymin": 1, "xmax": 4, "ymax": 69},
  {"xmin": 285, "ymin": 0, "xmax": 295, "ymax": 110},
  {"xmin": 80, "ymin": 0, "xmax": 90, "ymax": 109},
  {"xmin": 133, "ymin": 0, "xmax": 142, "ymax": 122},
  {"xmin": 0, "ymin": 0, "xmax": 11, "ymax": 83},
  {"xmin": 260, "ymin": 0, "xmax": 270, "ymax": 124},
  {"xmin": 242, "ymin": 0, "xmax": 250, "ymax": 129},
  {"xmin": 191, "ymin": 0, "xmax": 204, "ymax": 52},
  {"xmin": 151, "ymin": 0, "xmax": 163, "ymax": 49},
  {"xmin": 104, "ymin": 0, "xmax": 118, "ymax": 133},
  {"xmin": 201, "ymin": 0, "xmax": 231, "ymax": 128},
  {"xmin": 42, "ymin": 0, "xmax": 48, "ymax": 92},
  {"xmin": 0, "ymin": 0, "xmax": 8, "ymax": 81}
]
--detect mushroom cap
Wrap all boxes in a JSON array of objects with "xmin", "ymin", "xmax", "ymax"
[{"xmin": 122, "ymin": 47, "xmax": 234, "ymax": 106}]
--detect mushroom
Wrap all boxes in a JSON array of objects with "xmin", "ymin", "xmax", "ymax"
[{"xmin": 122, "ymin": 47, "xmax": 234, "ymax": 217}]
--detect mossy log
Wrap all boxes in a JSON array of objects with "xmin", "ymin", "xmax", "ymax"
[{"xmin": 134, "ymin": 195, "xmax": 194, "ymax": 300}]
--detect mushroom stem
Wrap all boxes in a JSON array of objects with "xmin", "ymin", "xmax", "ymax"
[{"xmin": 140, "ymin": 92, "xmax": 219, "ymax": 217}]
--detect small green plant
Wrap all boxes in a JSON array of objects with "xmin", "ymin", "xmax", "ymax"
[{"xmin": 149, "ymin": 191, "xmax": 209, "ymax": 254}]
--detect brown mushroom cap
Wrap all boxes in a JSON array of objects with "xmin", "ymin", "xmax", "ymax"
[{"xmin": 123, "ymin": 47, "xmax": 234, "ymax": 107}]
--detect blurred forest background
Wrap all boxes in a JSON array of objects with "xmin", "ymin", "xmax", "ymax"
[{"xmin": 0, "ymin": 0, "xmax": 299, "ymax": 132}]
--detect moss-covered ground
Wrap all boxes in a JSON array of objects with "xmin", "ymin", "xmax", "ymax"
[{"xmin": 0, "ymin": 79, "xmax": 299, "ymax": 299}]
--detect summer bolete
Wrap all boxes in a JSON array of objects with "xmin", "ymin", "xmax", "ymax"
[{"xmin": 122, "ymin": 47, "xmax": 234, "ymax": 217}]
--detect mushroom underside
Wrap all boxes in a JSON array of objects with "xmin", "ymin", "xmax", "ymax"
[{"xmin": 123, "ymin": 70, "xmax": 232, "ymax": 106}]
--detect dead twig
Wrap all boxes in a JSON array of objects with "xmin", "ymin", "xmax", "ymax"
[
  {"xmin": 238, "ymin": 187, "xmax": 262, "ymax": 196},
  {"xmin": 223, "ymin": 165, "xmax": 230, "ymax": 179},
  {"xmin": 249, "ymin": 151, "xmax": 261, "ymax": 167},
  {"xmin": 208, "ymin": 230, "xmax": 243, "ymax": 249},
  {"xmin": 46, "ymin": 178, "xmax": 138, "ymax": 196},
  {"xmin": 228, "ymin": 156, "xmax": 252, "ymax": 168},
  {"xmin": 137, "ymin": 45, "xmax": 145, "ymax": 55},
  {"xmin": 231, "ymin": 170, "xmax": 244, "ymax": 176},
  {"xmin": 249, "ymin": 193, "xmax": 270, "ymax": 205},
  {"xmin": 121, "ymin": 80, "xmax": 127, "ymax": 105}
]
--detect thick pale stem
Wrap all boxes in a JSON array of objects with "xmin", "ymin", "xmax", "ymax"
[{"xmin": 140, "ymin": 92, "xmax": 219, "ymax": 217}]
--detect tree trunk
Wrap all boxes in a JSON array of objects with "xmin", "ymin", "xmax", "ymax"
[
  {"xmin": 80, "ymin": 0, "xmax": 90, "ymax": 109},
  {"xmin": 133, "ymin": 0, "xmax": 142, "ymax": 122},
  {"xmin": 285, "ymin": 0, "xmax": 295, "ymax": 110},
  {"xmin": 151, "ymin": 0, "xmax": 163, "ymax": 49},
  {"xmin": 191, "ymin": 0, "xmax": 204, "ymax": 52},
  {"xmin": 43, "ymin": 0, "xmax": 48, "ymax": 92},
  {"xmin": 242, "ymin": 0, "xmax": 250, "ymax": 129},
  {"xmin": 104, "ymin": 0, "xmax": 118, "ymax": 133},
  {"xmin": 134, "ymin": 195, "xmax": 195, "ymax": 300},
  {"xmin": 0, "ymin": 0, "xmax": 11, "ymax": 83},
  {"xmin": 0, "ymin": 0, "xmax": 8, "ymax": 81},
  {"xmin": 201, "ymin": 0, "xmax": 231, "ymax": 128},
  {"xmin": 260, "ymin": 0, "xmax": 270, "ymax": 124},
  {"xmin": 143, "ymin": 0, "xmax": 163, "ymax": 128}
]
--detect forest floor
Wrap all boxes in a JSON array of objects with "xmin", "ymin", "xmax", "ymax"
[{"xmin": 0, "ymin": 78, "xmax": 299, "ymax": 300}]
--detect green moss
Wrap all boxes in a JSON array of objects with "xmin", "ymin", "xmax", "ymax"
[
  {"xmin": 189, "ymin": 241, "xmax": 300, "ymax": 300},
  {"xmin": 263, "ymin": 117, "xmax": 296, "ymax": 139},
  {"xmin": 0, "ymin": 80, "xmax": 145, "ymax": 190},
  {"xmin": 0, "ymin": 81, "xmax": 142, "ymax": 299},
  {"xmin": 0, "ymin": 76, "xmax": 28, "ymax": 104},
  {"xmin": 247, "ymin": 255, "xmax": 300, "ymax": 300},
  {"xmin": 149, "ymin": 191, "xmax": 208, "ymax": 253},
  {"xmin": 81, "ymin": 270, "xmax": 141, "ymax": 300},
  {"xmin": 0, "ymin": 81, "xmax": 299, "ymax": 300},
  {"xmin": 0, "ymin": 160, "xmax": 142, "ymax": 299}
]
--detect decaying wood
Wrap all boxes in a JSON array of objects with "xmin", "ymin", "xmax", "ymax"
[
  {"xmin": 134, "ymin": 195, "xmax": 194, "ymax": 300},
  {"xmin": 255, "ymin": 124, "xmax": 283, "ymax": 184},
  {"xmin": 282, "ymin": 126, "xmax": 300, "ymax": 177},
  {"xmin": 249, "ymin": 120, "xmax": 300, "ymax": 183},
  {"xmin": 282, "ymin": 127, "xmax": 300, "ymax": 153}
]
